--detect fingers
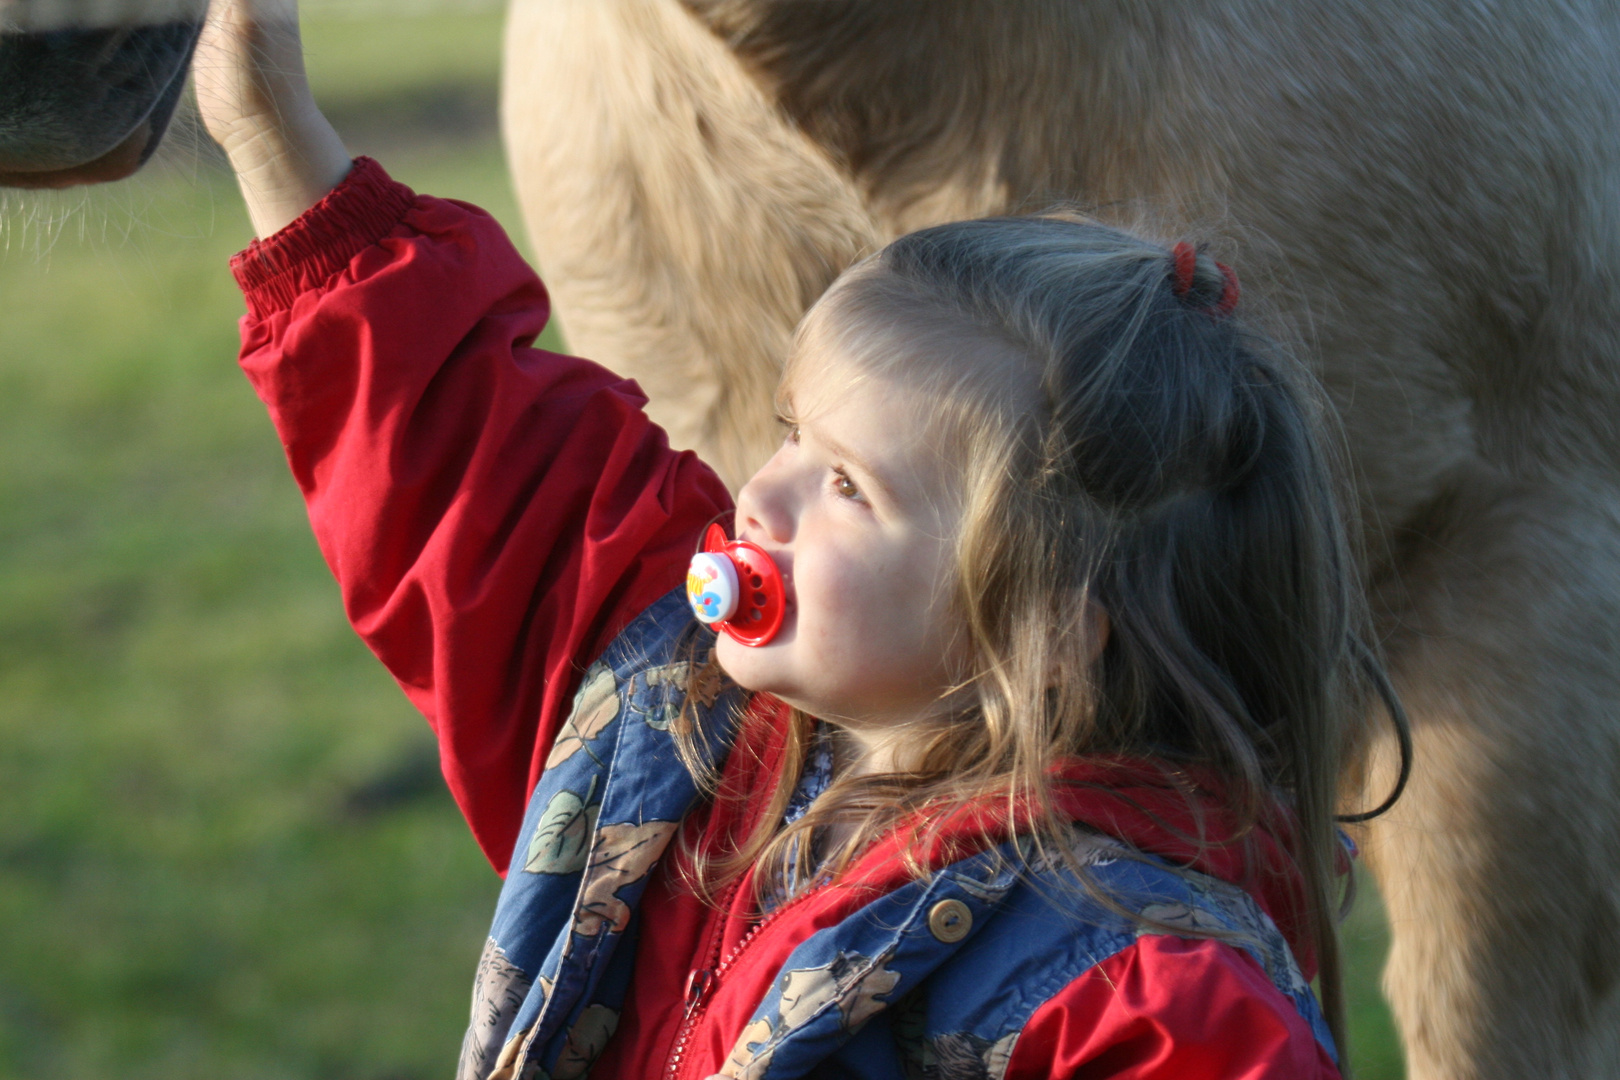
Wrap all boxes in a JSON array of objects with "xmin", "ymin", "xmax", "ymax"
[
  {"xmin": 194, "ymin": 0, "xmax": 314, "ymax": 155},
  {"xmin": 193, "ymin": 0, "xmax": 349, "ymax": 237}
]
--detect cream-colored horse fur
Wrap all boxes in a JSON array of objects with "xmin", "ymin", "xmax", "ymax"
[{"xmin": 501, "ymin": 1, "xmax": 1620, "ymax": 1076}]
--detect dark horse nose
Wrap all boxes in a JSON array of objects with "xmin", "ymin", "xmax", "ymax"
[{"xmin": 0, "ymin": 17, "xmax": 204, "ymax": 187}]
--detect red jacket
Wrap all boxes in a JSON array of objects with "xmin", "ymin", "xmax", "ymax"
[{"xmin": 231, "ymin": 157, "xmax": 1341, "ymax": 1080}]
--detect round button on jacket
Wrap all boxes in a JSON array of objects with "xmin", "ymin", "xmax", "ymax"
[{"xmin": 927, "ymin": 899, "xmax": 972, "ymax": 943}]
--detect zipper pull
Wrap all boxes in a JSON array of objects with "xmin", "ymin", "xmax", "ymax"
[{"xmin": 683, "ymin": 968, "xmax": 714, "ymax": 1019}]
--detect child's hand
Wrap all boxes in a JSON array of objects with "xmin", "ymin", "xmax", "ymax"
[{"xmin": 194, "ymin": 0, "xmax": 350, "ymax": 238}]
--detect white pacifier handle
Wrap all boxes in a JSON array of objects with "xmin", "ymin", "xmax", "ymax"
[{"xmin": 687, "ymin": 551, "xmax": 740, "ymax": 625}]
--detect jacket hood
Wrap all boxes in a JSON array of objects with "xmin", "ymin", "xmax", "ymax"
[
  {"xmin": 717, "ymin": 701, "xmax": 1324, "ymax": 977},
  {"xmin": 1047, "ymin": 758, "xmax": 1320, "ymax": 977},
  {"xmin": 808, "ymin": 755, "xmax": 1322, "ymax": 979}
]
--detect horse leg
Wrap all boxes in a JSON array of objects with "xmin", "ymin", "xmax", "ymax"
[{"xmin": 1361, "ymin": 469, "xmax": 1620, "ymax": 1079}]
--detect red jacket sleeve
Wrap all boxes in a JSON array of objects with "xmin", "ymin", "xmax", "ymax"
[
  {"xmin": 1006, "ymin": 936, "xmax": 1341, "ymax": 1079},
  {"xmin": 230, "ymin": 157, "xmax": 732, "ymax": 874}
]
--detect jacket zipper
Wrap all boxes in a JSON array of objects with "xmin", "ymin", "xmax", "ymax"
[
  {"xmin": 663, "ymin": 877, "xmax": 736, "ymax": 1080},
  {"xmin": 663, "ymin": 883, "xmax": 825, "ymax": 1080}
]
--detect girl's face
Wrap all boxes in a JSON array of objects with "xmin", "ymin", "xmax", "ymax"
[{"xmin": 716, "ymin": 360, "xmax": 965, "ymax": 743}]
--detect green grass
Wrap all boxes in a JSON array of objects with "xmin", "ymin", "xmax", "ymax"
[
  {"xmin": 1343, "ymin": 883, "xmax": 1404, "ymax": 1079},
  {"xmin": 0, "ymin": 9, "xmax": 1405, "ymax": 1078},
  {"xmin": 0, "ymin": 15, "xmax": 533, "ymax": 1078},
  {"xmin": 0, "ymin": 152, "xmax": 527, "ymax": 1079}
]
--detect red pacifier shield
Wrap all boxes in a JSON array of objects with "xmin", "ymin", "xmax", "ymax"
[{"xmin": 686, "ymin": 522, "xmax": 785, "ymax": 646}]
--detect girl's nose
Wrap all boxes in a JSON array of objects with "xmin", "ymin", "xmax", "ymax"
[{"xmin": 735, "ymin": 450, "xmax": 795, "ymax": 545}]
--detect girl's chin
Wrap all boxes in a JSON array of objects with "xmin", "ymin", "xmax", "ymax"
[
  {"xmin": 714, "ymin": 633, "xmax": 766, "ymax": 687},
  {"xmin": 714, "ymin": 633, "xmax": 795, "ymax": 701}
]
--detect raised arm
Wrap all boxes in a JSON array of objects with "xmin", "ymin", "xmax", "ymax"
[{"xmin": 199, "ymin": 2, "xmax": 731, "ymax": 872}]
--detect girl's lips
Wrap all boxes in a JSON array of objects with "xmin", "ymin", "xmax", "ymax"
[
  {"xmin": 768, "ymin": 555, "xmax": 794, "ymax": 609},
  {"xmin": 768, "ymin": 563, "xmax": 795, "ymax": 615}
]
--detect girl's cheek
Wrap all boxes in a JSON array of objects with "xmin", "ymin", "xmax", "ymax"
[{"xmin": 808, "ymin": 558, "xmax": 879, "ymax": 627}]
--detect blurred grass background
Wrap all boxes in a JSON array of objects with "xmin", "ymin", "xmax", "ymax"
[{"xmin": 0, "ymin": 6, "xmax": 1404, "ymax": 1078}]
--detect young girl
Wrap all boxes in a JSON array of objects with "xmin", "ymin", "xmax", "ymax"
[{"xmin": 199, "ymin": 4, "xmax": 1395, "ymax": 1077}]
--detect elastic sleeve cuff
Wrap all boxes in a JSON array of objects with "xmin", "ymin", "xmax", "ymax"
[{"xmin": 229, "ymin": 156, "xmax": 418, "ymax": 320}]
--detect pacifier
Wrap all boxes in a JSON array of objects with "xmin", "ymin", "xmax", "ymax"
[{"xmin": 686, "ymin": 522, "xmax": 786, "ymax": 646}]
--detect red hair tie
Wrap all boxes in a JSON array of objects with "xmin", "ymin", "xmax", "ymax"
[
  {"xmin": 1215, "ymin": 261, "xmax": 1241, "ymax": 315},
  {"xmin": 1169, "ymin": 241, "xmax": 1241, "ymax": 317},
  {"xmin": 1171, "ymin": 241, "xmax": 1198, "ymax": 298}
]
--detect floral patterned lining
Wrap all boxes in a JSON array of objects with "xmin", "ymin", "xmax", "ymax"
[{"xmin": 765, "ymin": 722, "xmax": 838, "ymax": 908}]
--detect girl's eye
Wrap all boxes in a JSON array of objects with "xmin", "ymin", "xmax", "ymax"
[
  {"xmin": 781, "ymin": 422, "xmax": 801, "ymax": 445},
  {"xmin": 832, "ymin": 470, "xmax": 861, "ymax": 500}
]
